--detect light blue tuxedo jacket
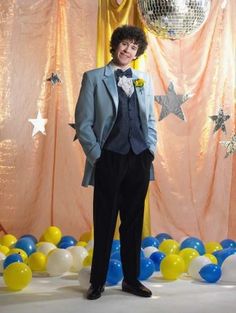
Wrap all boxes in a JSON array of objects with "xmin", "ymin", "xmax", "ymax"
[{"xmin": 75, "ymin": 63, "xmax": 157, "ymax": 187}]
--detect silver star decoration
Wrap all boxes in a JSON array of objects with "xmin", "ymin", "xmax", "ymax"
[
  {"xmin": 69, "ymin": 123, "xmax": 78, "ymax": 141},
  {"xmin": 46, "ymin": 72, "xmax": 62, "ymax": 86},
  {"xmin": 209, "ymin": 108, "xmax": 230, "ymax": 134},
  {"xmin": 28, "ymin": 110, "xmax": 48, "ymax": 137},
  {"xmin": 155, "ymin": 82, "xmax": 191, "ymax": 121},
  {"xmin": 220, "ymin": 134, "xmax": 236, "ymax": 158}
]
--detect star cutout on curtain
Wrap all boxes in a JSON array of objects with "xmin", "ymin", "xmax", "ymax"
[
  {"xmin": 154, "ymin": 82, "xmax": 191, "ymax": 121},
  {"xmin": 220, "ymin": 134, "xmax": 236, "ymax": 158},
  {"xmin": 28, "ymin": 110, "xmax": 48, "ymax": 137},
  {"xmin": 68, "ymin": 123, "xmax": 78, "ymax": 141},
  {"xmin": 46, "ymin": 72, "xmax": 62, "ymax": 86},
  {"xmin": 209, "ymin": 108, "xmax": 230, "ymax": 134}
]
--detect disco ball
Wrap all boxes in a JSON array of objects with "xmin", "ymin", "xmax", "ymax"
[{"xmin": 137, "ymin": 0, "xmax": 211, "ymax": 39}]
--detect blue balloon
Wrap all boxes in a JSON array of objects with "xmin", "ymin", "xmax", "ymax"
[
  {"xmin": 3, "ymin": 253, "xmax": 23, "ymax": 269},
  {"xmin": 20, "ymin": 234, "xmax": 38, "ymax": 244},
  {"xmin": 220, "ymin": 239, "xmax": 236, "ymax": 249},
  {"xmin": 58, "ymin": 241, "xmax": 74, "ymax": 249},
  {"xmin": 199, "ymin": 264, "xmax": 222, "ymax": 283},
  {"xmin": 110, "ymin": 251, "xmax": 121, "ymax": 261},
  {"xmin": 106, "ymin": 259, "xmax": 123, "ymax": 285},
  {"xmin": 111, "ymin": 240, "xmax": 121, "ymax": 254},
  {"xmin": 213, "ymin": 248, "xmax": 236, "ymax": 266},
  {"xmin": 142, "ymin": 236, "xmax": 160, "ymax": 249},
  {"xmin": 155, "ymin": 233, "xmax": 173, "ymax": 244},
  {"xmin": 140, "ymin": 249, "xmax": 145, "ymax": 258},
  {"xmin": 15, "ymin": 238, "xmax": 36, "ymax": 256},
  {"xmin": 138, "ymin": 257, "xmax": 155, "ymax": 280},
  {"xmin": 149, "ymin": 251, "xmax": 166, "ymax": 271},
  {"xmin": 180, "ymin": 237, "xmax": 205, "ymax": 255},
  {"xmin": 59, "ymin": 236, "xmax": 77, "ymax": 245}
]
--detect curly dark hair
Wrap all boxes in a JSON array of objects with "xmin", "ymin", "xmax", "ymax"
[{"xmin": 110, "ymin": 25, "xmax": 148, "ymax": 58}]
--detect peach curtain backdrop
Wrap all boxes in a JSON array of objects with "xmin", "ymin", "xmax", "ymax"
[{"xmin": 0, "ymin": 0, "xmax": 235, "ymax": 242}]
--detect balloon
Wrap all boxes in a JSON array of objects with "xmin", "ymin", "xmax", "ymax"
[
  {"xmin": 0, "ymin": 234, "xmax": 17, "ymax": 248},
  {"xmin": 60, "ymin": 235, "xmax": 77, "ymax": 244},
  {"xmin": 204, "ymin": 242, "xmax": 223, "ymax": 254},
  {"xmin": 213, "ymin": 248, "xmax": 236, "ymax": 267},
  {"xmin": 142, "ymin": 236, "xmax": 160, "ymax": 249},
  {"xmin": 86, "ymin": 240, "xmax": 94, "ymax": 251},
  {"xmin": 36, "ymin": 242, "xmax": 57, "ymax": 255},
  {"xmin": 43, "ymin": 226, "xmax": 62, "ymax": 245},
  {"xmin": 15, "ymin": 238, "xmax": 36, "ymax": 256},
  {"xmin": 159, "ymin": 239, "xmax": 179, "ymax": 255},
  {"xmin": 221, "ymin": 254, "xmax": 236, "ymax": 283},
  {"xmin": 7, "ymin": 248, "xmax": 28, "ymax": 263},
  {"xmin": 220, "ymin": 239, "xmax": 236, "ymax": 249},
  {"xmin": 3, "ymin": 253, "xmax": 23, "ymax": 269},
  {"xmin": 178, "ymin": 248, "xmax": 199, "ymax": 272},
  {"xmin": 188, "ymin": 256, "xmax": 211, "ymax": 280},
  {"xmin": 106, "ymin": 259, "xmax": 123, "ymax": 285},
  {"xmin": 67, "ymin": 246, "xmax": 88, "ymax": 272},
  {"xmin": 76, "ymin": 241, "xmax": 87, "ymax": 247},
  {"xmin": 28, "ymin": 252, "xmax": 46, "ymax": 272},
  {"xmin": 78, "ymin": 267, "xmax": 91, "ymax": 289},
  {"xmin": 111, "ymin": 240, "xmax": 121, "ymax": 254},
  {"xmin": 180, "ymin": 237, "xmax": 205, "ymax": 255},
  {"xmin": 155, "ymin": 233, "xmax": 173, "ymax": 244},
  {"xmin": 58, "ymin": 236, "xmax": 77, "ymax": 249},
  {"xmin": 0, "ymin": 245, "xmax": 10, "ymax": 255},
  {"xmin": 110, "ymin": 251, "xmax": 121, "ymax": 261},
  {"xmin": 83, "ymin": 249, "xmax": 93, "ymax": 267},
  {"xmin": 199, "ymin": 264, "xmax": 221, "ymax": 283},
  {"xmin": 20, "ymin": 234, "xmax": 38, "ymax": 244},
  {"xmin": 138, "ymin": 257, "xmax": 155, "ymax": 280},
  {"xmin": 143, "ymin": 246, "xmax": 158, "ymax": 258},
  {"xmin": 160, "ymin": 254, "xmax": 185, "ymax": 280},
  {"xmin": 204, "ymin": 253, "xmax": 218, "ymax": 264},
  {"xmin": 3, "ymin": 262, "xmax": 32, "ymax": 291},
  {"xmin": 149, "ymin": 251, "xmax": 166, "ymax": 271},
  {"xmin": 79, "ymin": 231, "xmax": 92, "ymax": 243},
  {"xmin": 0, "ymin": 252, "xmax": 6, "ymax": 273},
  {"xmin": 46, "ymin": 249, "xmax": 73, "ymax": 276}
]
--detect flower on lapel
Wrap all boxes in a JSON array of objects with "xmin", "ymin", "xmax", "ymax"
[{"xmin": 133, "ymin": 78, "xmax": 145, "ymax": 94}]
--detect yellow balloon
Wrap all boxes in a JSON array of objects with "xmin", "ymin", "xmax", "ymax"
[
  {"xmin": 160, "ymin": 254, "xmax": 185, "ymax": 280},
  {"xmin": 79, "ymin": 231, "xmax": 92, "ymax": 243},
  {"xmin": 0, "ymin": 234, "xmax": 17, "ymax": 248},
  {"xmin": 204, "ymin": 253, "xmax": 218, "ymax": 264},
  {"xmin": 0, "ymin": 245, "xmax": 10, "ymax": 255},
  {"xmin": 179, "ymin": 248, "xmax": 199, "ymax": 272},
  {"xmin": 3, "ymin": 262, "xmax": 32, "ymax": 291},
  {"xmin": 205, "ymin": 242, "xmax": 223, "ymax": 254},
  {"xmin": 43, "ymin": 226, "xmax": 62, "ymax": 245},
  {"xmin": 28, "ymin": 252, "xmax": 46, "ymax": 272},
  {"xmin": 76, "ymin": 241, "xmax": 87, "ymax": 247},
  {"xmin": 159, "ymin": 239, "xmax": 180, "ymax": 255},
  {"xmin": 83, "ymin": 254, "xmax": 93, "ymax": 267},
  {"xmin": 7, "ymin": 248, "xmax": 28, "ymax": 263}
]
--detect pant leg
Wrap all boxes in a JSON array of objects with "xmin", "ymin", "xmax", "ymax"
[
  {"xmin": 119, "ymin": 149, "xmax": 153, "ymax": 283},
  {"xmin": 90, "ymin": 150, "xmax": 127, "ymax": 286}
]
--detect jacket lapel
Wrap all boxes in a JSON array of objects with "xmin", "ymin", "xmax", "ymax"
[{"xmin": 102, "ymin": 64, "xmax": 119, "ymax": 113}]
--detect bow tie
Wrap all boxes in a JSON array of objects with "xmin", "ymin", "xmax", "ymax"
[{"xmin": 115, "ymin": 68, "xmax": 132, "ymax": 79}]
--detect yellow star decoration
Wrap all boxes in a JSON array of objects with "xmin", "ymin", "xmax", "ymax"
[{"xmin": 28, "ymin": 110, "xmax": 48, "ymax": 137}]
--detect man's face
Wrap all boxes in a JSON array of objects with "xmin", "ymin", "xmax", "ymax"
[{"xmin": 113, "ymin": 39, "xmax": 139, "ymax": 68}]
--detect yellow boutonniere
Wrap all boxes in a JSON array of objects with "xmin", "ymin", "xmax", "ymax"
[{"xmin": 133, "ymin": 78, "xmax": 145, "ymax": 88}]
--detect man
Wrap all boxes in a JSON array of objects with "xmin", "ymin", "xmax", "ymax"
[{"xmin": 75, "ymin": 25, "xmax": 157, "ymax": 300}]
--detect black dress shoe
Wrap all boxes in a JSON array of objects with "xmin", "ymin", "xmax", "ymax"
[
  {"xmin": 86, "ymin": 284, "xmax": 105, "ymax": 300},
  {"xmin": 122, "ymin": 280, "xmax": 152, "ymax": 297}
]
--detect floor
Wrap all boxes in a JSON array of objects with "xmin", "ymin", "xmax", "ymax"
[{"xmin": 0, "ymin": 271, "xmax": 235, "ymax": 313}]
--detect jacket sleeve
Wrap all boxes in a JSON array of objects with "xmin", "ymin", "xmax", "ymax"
[
  {"xmin": 146, "ymin": 74, "xmax": 157, "ymax": 156},
  {"xmin": 74, "ymin": 72, "xmax": 101, "ymax": 165}
]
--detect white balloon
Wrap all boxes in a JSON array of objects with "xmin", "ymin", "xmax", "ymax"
[
  {"xmin": 188, "ymin": 256, "xmax": 211, "ymax": 280},
  {"xmin": 67, "ymin": 246, "xmax": 88, "ymax": 272},
  {"xmin": 46, "ymin": 248, "xmax": 73, "ymax": 276},
  {"xmin": 221, "ymin": 254, "xmax": 236, "ymax": 283},
  {"xmin": 0, "ymin": 252, "xmax": 6, "ymax": 274},
  {"xmin": 37, "ymin": 242, "xmax": 57, "ymax": 255},
  {"xmin": 86, "ymin": 240, "xmax": 94, "ymax": 250},
  {"xmin": 143, "ymin": 246, "xmax": 158, "ymax": 258},
  {"xmin": 78, "ymin": 267, "xmax": 91, "ymax": 289}
]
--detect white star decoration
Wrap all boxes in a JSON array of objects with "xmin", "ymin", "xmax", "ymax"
[
  {"xmin": 155, "ymin": 82, "xmax": 192, "ymax": 121},
  {"xmin": 220, "ymin": 134, "xmax": 236, "ymax": 158},
  {"xmin": 28, "ymin": 110, "xmax": 48, "ymax": 137}
]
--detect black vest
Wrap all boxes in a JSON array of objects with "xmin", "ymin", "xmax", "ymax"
[{"xmin": 104, "ymin": 82, "xmax": 147, "ymax": 155}]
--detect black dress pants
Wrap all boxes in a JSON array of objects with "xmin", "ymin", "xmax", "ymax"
[{"xmin": 90, "ymin": 149, "xmax": 153, "ymax": 286}]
